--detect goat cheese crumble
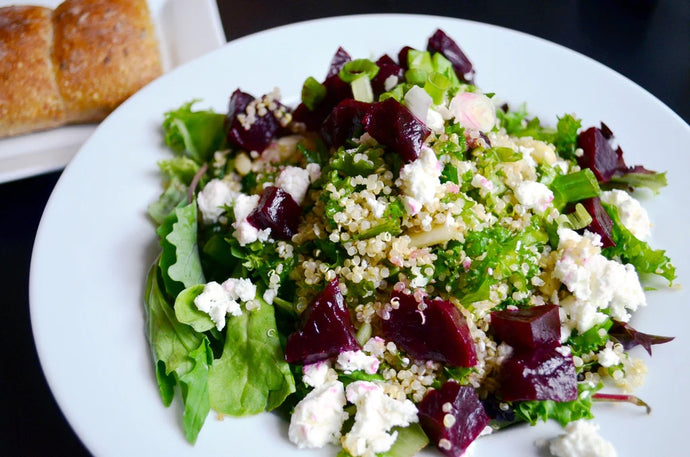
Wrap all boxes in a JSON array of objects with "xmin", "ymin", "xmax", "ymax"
[
  {"xmin": 600, "ymin": 189, "xmax": 651, "ymax": 241},
  {"xmin": 342, "ymin": 381, "xmax": 419, "ymax": 457},
  {"xmin": 554, "ymin": 228, "xmax": 646, "ymax": 337},
  {"xmin": 548, "ymin": 420, "xmax": 617, "ymax": 457}
]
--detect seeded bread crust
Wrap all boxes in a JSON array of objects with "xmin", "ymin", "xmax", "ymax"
[
  {"xmin": 0, "ymin": 6, "xmax": 66, "ymax": 137},
  {"xmin": 0, "ymin": 0, "xmax": 162, "ymax": 138}
]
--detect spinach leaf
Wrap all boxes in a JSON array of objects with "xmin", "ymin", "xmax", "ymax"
[
  {"xmin": 208, "ymin": 301, "xmax": 295, "ymax": 415},
  {"xmin": 174, "ymin": 284, "xmax": 215, "ymax": 332}
]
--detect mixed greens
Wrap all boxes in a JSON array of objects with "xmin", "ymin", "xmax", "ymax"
[{"xmin": 145, "ymin": 29, "xmax": 675, "ymax": 456}]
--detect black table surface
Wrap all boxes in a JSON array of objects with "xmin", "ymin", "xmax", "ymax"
[{"xmin": 1, "ymin": 1, "xmax": 688, "ymax": 455}]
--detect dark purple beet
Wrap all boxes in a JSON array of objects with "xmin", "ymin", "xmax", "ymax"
[
  {"xmin": 362, "ymin": 97, "xmax": 431, "ymax": 163},
  {"xmin": 225, "ymin": 89, "xmax": 282, "ymax": 154},
  {"xmin": 320, "ymin": 99, "xmax": 371, "ymax": 149},
  {"xmin": 418, "ymin": 381, "xmax": 490, "ymax": 457},
  {"xmin": 284, "ymin": 278, "xmax": 360, "ymax": 364},
  {"xmin": 579, "ymin": 197, "xmax": 616, "ymax": 248},
  {"xmin": 491, "ymin": 304, "xmax": 560, "ymax": 350},
  {"xmin": 398, "ymin": 46, "xmax": 413, "ymax": 69},
  {"xmin": 498, "ymin": 346, "xmax": 578, "ymax": 402},
  {"xmin": 246, "ymin": 186, "xmax": 301, "ymax": 240},
  {"xmin": 576, "ymin": 126, "xmax": 619, "ymax": 182},
  {"xmin": 609, "ymin": 320, "xmax": 674, "ymax": 355},
  {"xmin": 372, "ymin": 54, "xmax": 405, "ymax": 97},
  {"xmin": 427, "ymin": 29, "xmax": 475, "ymax": 84},
  {"xmin": 293, "ymin": 73, "xmax": 353, "ymax": 131},
  {"xmin": 326, "ymin": 46, "xmax": 352, "ymax": 78},
  {"xmin": 382, "ymin": 291, "xmax": 477, "ymax": 367}
]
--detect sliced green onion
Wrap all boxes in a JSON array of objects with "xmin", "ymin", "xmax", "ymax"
[
  {"xmin": 339, "ymin": 59, "xmax": 379, "ymax": 83},
  {"xmin": 301, "ymin": 76, "xmax": 326, "ymax": 111},
  {"xmin": 551, "ymin": 168, "xmax": 600, "ymax": 210},
  {"xmin": 424, "ymin": 71, "xmax": 450, "ymax": 104},
  {"xmin": 563, "ymin": 203, "xmax": 593, "ymax": 230},
  {"xmin": 351, "ymin": 75, "xmax": 374, "ymax": 103}
]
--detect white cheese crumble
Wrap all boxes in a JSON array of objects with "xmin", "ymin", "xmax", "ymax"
[
  {"xmin": 275, "ymin": 166, "xmax": 311, "ymax": 204},
  {"xmin": 600, "ymin": 189, "xmax": 651, "ymax": 241},
  {"xmin": 342, "ymin": 381, "xmax": 418, "ymax": 457},
  {"xmin": 548, "ymin": 420, "xmax": 617, "ymax": 457},
  {"xmin": 398, "ymin": 146, "xmax": 442, "ymax": 215},
  {"xmin": 232, "ymin": 193, "xmax": 271, "ymax": 246},
  {"xmin": 197, "ymin": 179, "xmax": 238, "ymax": 224},
  {"xmin": 448, "ymin": 91, "xmax": 496, "ymax": 132},
  {"xmin": 302, "ymin": 361, "xmax": 338, "ymax": 388},
  {"xmin": 596, "ymin": 344, "xmax": 621, "ymax": 368},
  {"xmin": 288, "ymin": 381, "xmax": 348, "ymax": 449},
  {"xmin": 336, "ymin": 350, "xmax": 380, "ymax": 375},
  {"xmin": 554, "ymin": 228, "xmax": 646, "ymax": 338},
  {"xmin": 515, "ymin": 181, "xmax": 554, "ymax": 214},
  {"xmin": 193, "ymin": 281, "xmax": 246, "ymax": 331}
]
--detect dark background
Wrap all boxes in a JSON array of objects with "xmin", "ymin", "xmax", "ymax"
[{"xmin": 1, "ymin": 0, "xmax": 688, "ymax": 455}]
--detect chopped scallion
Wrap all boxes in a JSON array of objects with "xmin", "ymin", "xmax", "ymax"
[
  {"xmin": 339, "ymin": 59, "xmax": 379, "ymax": 83},
  {"xmin": 301, "ymin": 76, "xmax": 326, "ymax": 111}
]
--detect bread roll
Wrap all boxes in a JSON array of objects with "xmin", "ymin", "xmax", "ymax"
[{"xmin": 0, "ymin": 0, "xmax": 162, "ymax": 138}]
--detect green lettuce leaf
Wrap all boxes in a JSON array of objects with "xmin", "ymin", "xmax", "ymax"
[
  {"xmin": 514, "ymin": 383, "xmax": 601, "ymax": 427},
  {"xmin": 208, "ymin": 300, "xmax": 295, "ymax": 415},
  {"xmin": 144, "ymin": 262, "xmax": 211, "ymax": 443},
  {"xmin": 157, "ymin": 201, "xmax": 205, "ymax": 297},
  {"xmin": 163, "ymin": 101, "xmax": 226, "ymax": 164},
  {"xmin": 601, "ymin": 202, "xmax": 676, "ymax": 284},
  {"xmin": 148, "ymin": 177, "xmax": 187, "ymax": 225}
]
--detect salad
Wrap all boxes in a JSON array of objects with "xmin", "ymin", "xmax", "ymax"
[{"xmin": 144, "ymin": 29, "xmax": 676, "ymax": 457}]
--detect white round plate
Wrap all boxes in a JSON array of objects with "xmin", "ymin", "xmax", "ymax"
[{"xmin": 30, "ymin": 13, "xmax": 690, "ymax": 457}]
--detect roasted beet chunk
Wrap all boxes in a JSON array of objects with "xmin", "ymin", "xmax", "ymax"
[
  {"xmin": 579, "ymin": 197, "xmax": 616, "ymax": 248},
  {"xmin": 362, "ymin": 97, "xmax": 431, "ymax": 163},
  {"xmin": 293, "ymin": 48, "xmax": 354, "ymax": 130},
  {"xmin": 491, "ymin": 304, "xmax": 560, "ymax": 349},
  {"xmin": 246, "ymin": 186, "xmax": 301, "ymax": 240},
  {"xmin": 576, "ymin": 126, "xmax": 620, "ymax": 182},
  {"xmin": 398, "ymin": 45, "xmax": 413, "ymax": 69},
  {"xmin": 326, "ymin": 46, "xmax": 352, "ymax": 78},
  {"xmin": 371, "ymin": 54, "xmax": 405, "ymax": 97},
  {"xmin": 499, "ymin": 346, "xmax": 578, "ymax": 402},
  {"xmin": 427, "ymin": 29, "xmax": 475, "ymax": 84},
  {"xmin": 225, "ymin": 89, "xmax": 284, "ymax": 153},
  {"xmin": 382, "ymin": 290, "xmax": 477, "ymax": 367},
  {"xmin": 284, "ymin": 278, "xmax": 360, "ymax": 364},
  {"xmin": 418, "ymin": 381, "xmax": 490, "ymax": 457},
  {"xmin": 320, "ymin": 99, "xmax": 371, "ymax": 149}
]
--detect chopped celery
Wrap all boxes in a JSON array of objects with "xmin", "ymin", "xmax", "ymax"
[
  {"xmin": 424, "ymin": 72, "xmax": 450, "ymax": 104},
  {"xmin": 351, "ymin": 75, "xmax": 375, "ymax": 103}
]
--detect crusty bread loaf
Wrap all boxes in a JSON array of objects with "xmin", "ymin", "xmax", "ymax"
[{"xmin": 0, "ymin": 0, "xmax": 162, "ymax": 138}]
